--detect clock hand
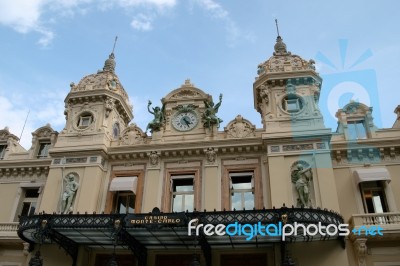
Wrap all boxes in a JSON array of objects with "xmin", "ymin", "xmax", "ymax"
[{"xmin": 183, "ymin": 117, "xmax": 192, "ymax": 126}]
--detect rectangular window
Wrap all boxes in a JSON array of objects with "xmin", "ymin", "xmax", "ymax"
[
  {"xmin": 37, "ymin": 143, "xmax": 51, "ymax": 158},
  {"xmin": 360, "ymin": 181, "xmax": 388, "ymax": 213},
  {"xmin": 285, "ymin": 98, "xmax": 300, "ymax": 112},
  {"xmin": 0, "ymin": 144, "xmax": 6, "ymax": 160},
  {"xmin": 115, "ymin": 192, "xmax": 136, "ymax": 214},
  {"xmin": 78, "ymin": 115, "xmax": 93, "ymax": 128},
  {"xmin": 19, "ymin": 188, "xmax": 40, "ymax": 218},
  {"xmin": 230, "ymin": 172, "xmax": 254, "ymax": 210},
  {"xmin": 171, "ymin": 177, "xmax": 194, "ymax": 212},
  {"xmin": 348, "ymin": 120, "xmax": 367, "ymax": 140}
]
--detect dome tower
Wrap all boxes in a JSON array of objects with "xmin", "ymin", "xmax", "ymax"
[
  {"xmin": 253, "ymin": 30, "xmax": 327, "ymax": 137},
  {"xmin": 60, "ymin": 52, "xmax": 133, "ymax": 145}
]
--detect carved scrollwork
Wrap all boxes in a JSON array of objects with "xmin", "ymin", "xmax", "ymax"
[
  {"xmin": 119, "ymin": 124, "xmax": 147, "ymax": 145},
  {"xmin": 170, "ymin": 89, "xmax": 202, "ymax": 100},
  {"xmin": 224, "ymin": 115, "xmax": 256, "ymax": 139},
  {"xmin": 105, "ymin": 97, "xmax": 115, "ymax": 118}
]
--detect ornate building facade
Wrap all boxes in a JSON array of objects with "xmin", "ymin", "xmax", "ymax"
[{"xmin": 1, "ymin": 34, "xmax": 400, "ymax": 266}]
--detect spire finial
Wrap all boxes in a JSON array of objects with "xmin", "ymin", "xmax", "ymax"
[
  {"xmin": 275, "ymin": 19, "xmax": 280, "ymax": 37},
  {"xmin": 273, "ymin": 20, "xmax": 288, "ymax": 55},
  {"xmin": 112, "ymin": 36, "xmax": 118, "ymax": 54},
  {"xmin": 103, "ymin": 36, "xmax": 118, "ymax": 73}
]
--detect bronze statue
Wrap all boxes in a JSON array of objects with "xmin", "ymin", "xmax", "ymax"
[
  {"xmin": 203, "ymin": 93, "xmax": 223, "ymax": 128},
  {"xmin": 146, "ymin": 100, "xmax": 165, "ymax": 133}
]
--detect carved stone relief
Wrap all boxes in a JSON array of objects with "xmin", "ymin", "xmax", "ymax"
[
  {"xmin": 204, "ymin": 147, "xmax": 217, "ymax": 164},
  {"xmin": 224, "ymin": 115, "xmax": 256, "ymax": 138},
  {"xmin": 170, "ymin": 89, "xmax": 202, "ymax": 100},
  {"xmin": 119, "ymin": 124, "xmax": 147, "ymax": 145},
  {"xmin": 353, "ymin": 238, "xmax": 367, "ymax": 266},
  {"xmin": 148, "ymin": 151, "xmax": 160, "ymax": 167}
]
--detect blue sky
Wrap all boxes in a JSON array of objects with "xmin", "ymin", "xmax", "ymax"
[{"xmin": 1, "ymin": 0, "xmax": 399, "ymax": 149}]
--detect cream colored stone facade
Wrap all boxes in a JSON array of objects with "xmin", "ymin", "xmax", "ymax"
[{"xmin": 1, "ymin": 37, "xmax": 400, "ymax": 266}]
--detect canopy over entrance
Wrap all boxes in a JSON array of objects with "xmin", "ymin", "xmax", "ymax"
[{"xmin": 18, "ymin": 207, "xmax": 345, "ymax": 266}]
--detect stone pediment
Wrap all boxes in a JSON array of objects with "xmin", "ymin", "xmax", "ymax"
[
  {"xmin": 162, "ymin": 79, "xmax": 210, "ymax": 103},
  {"xmin": 224, "ymin": 115, "xmax": 256, "ymax": 139},
  {"xmin": 32, "ymin": 124, "xmax": 57, "ymax": 139},
  {"xmin": 0, "ymin": 127, "xmax": 19, "ymax": 142},
  {"xmin": 119, "ymin": 123, "xmax": 147, "ymax": 145},
  {"xmin": 341, "ymin": 102, "xmax": 372, "ymax": 116}
]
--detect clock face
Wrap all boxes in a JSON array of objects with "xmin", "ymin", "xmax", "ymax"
[{"xmin": 172, "ymin": 111, "xmax": 199, "ymax": 131}]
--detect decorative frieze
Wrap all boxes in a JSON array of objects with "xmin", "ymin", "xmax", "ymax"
[
  {"xmin": 271, "ymin": 146, "xmax": 280, "ymax": 152},
  {"xmin": 316, "ymin": 143, "xmax": 326, "ymax": 149},
  {"xmin": 282, "ymin": 144, "xmax": 313, "ymax": 151},
  {"xmin": 66, "ymin": 157, "xmax": 87, "ymax": 164}
]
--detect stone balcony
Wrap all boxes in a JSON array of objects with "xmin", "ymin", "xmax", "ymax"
[
  {"xmin": 349, "ymin": 212, "xmax": 400, "ymax": 240},
  {"xmin": 0, "ymin": 222, "xmax": 20, "ymax": 240}
]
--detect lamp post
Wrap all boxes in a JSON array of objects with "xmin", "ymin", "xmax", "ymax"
[
  {"xmin": 189, "ymin": 218, "xmax": 201, "ymax": 266},
  {"xmin": 29, "ymin": 251, "xmax": 43, "ymax": 266},
  {"xmin": 105, "ymin": 254, "xmax": 119, "ymax": 266},
  {"xmin": 28, "ymin": 220, "xmax": 48, "ymax": 266},
  {"xmin": 190, "ymin": 255, "xmax": 201, "ymax": 266}
]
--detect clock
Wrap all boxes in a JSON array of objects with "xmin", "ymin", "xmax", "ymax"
[{"xmin": 172, "ymin": 111, "xmax": 199, "ymax": 131}]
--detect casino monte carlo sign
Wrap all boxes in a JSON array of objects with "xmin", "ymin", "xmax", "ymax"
[{"xmin": 127, "ymin": 211, "xmax": 186, "ymax": 226}]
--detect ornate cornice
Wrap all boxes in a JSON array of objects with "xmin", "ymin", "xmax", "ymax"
[{"xmin": 0, "ymin": 159, "xmax": 51, "ymax": 180}]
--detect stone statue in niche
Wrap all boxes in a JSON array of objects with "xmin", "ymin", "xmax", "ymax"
[
  {"xmin": 61, "ymin": 173, "xmax": 79, "ymax": 214},
  {"xmin": 291, "ymin": 163, "xmax": 313, "ymax": 207}
]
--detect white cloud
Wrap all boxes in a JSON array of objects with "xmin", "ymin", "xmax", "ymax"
[
  {"xmin": 37, "ymin": 28, "xmax": 55, "ymax": 46},
  {"xmin": 0, "ymin": 0, "xmax": 244, "ymax": 45},
  {"xmin": 196, "ymin": 0, "xmax": 227, "ymax": 19},
  {"xmin": 0, "ymin": 89, "xmax": 66, "ymax": 150},
  {"xmin": 117, "ymin": 0, "xmax": 176, "ymax": 8},
  {"xmin": 0, "ymin": 0, "xmax": 44, "ymax": 33},
  {"xmin": 0, "ymin": 95, "xmax": 32, "ymax": 149},
  {"xmin": 194, "ymin": 0, "xmax": 247, "ymax": 45},
  {"xmin": 0, "ymin": 0, "xmax": 178, "ymax": 45},
  {"xmin": 131, "ymin": 14, "xmax": 153, "ymax": 31}
]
